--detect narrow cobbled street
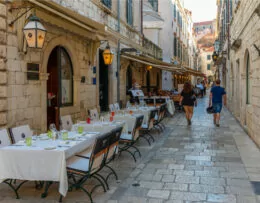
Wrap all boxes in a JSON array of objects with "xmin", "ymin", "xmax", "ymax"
[{"xmin": 98, "ymin": 95, "xmax": 260, "ymax": 203}]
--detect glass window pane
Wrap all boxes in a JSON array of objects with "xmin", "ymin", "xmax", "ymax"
[{"xmin": 60, "ymin": 48, "xmax": 73, "ymax": 105}]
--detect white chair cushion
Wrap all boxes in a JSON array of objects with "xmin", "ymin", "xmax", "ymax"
[
  {"xmin": 0, "ymin": 129, "xmax": 11, "ymax": 147},
  {"xmin": 10, "ymin": 125, "xmax": 33, "ymax": 143},
  {"xmin": 120, "ymin": 133, "xmax": 132, "ymax": 140},
  {"xmin": 67, "ymin": 156, "xmax": 90, "ymax": 172},
  {"xmin": 60, "ymin": 115, "xmax": 73, "ymax": 131}
]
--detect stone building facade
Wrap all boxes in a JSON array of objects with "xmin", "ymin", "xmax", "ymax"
[
  {"xmin": 0, "ymin": 0, "xmax": 163, "ymax": 132},
  {"xmin": 220, "ymin": 0, "xmax": 260, "ymax": 146}
]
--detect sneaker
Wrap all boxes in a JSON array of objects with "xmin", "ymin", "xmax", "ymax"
[
  {"xmin": 188, "ymin": 119, "xmax": 191, "ymax": 125},
  {"xmin": 216, "ymin": 124, "xmax": 220, "ymax": 127},
  {"xmin": 214, "ymin": 120, "xmax": 216, "ymax": 125}
]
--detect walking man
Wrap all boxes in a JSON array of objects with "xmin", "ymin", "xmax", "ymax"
[{"xmin": 209, "ymin": 79, "xmax": 226, "ymax": 127}]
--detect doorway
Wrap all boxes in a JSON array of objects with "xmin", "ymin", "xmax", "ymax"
[
  {"xmin": 47, "ymin": 46, "xmax": 73, "ymax": 130},
  {"xmin": 146, "ymin": 70, "xmax": 151, "ymax": 92},
  {"xmin": 99, "ymin": 50, "xmax": 109, "ymax": 112}
]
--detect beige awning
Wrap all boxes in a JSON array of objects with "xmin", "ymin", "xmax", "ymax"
[
  {"xmin": 27, "ymin": 0, "xmax": 106, "ymax": 35},
  {"xmin": 121, "ymin": 53, "xmax": 182, "ymax": 72}
]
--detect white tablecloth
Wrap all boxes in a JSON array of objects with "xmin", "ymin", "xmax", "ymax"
[
  {"xmin": 167, "ymin": 100, "xmax": 175, "ymax": 116},
  {"xmin": 0, "ymin": 130, "xmax": 110, "ymax": 196}
]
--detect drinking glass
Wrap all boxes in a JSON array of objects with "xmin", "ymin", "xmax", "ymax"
[
  {"xmin": 25, "ymin": 137, "xmax": 32, "ymax": 146},
  {"xmin": 78, "ymin": 125, "xmax": 83, "ymax": 134},
  {"xmin": 62, "ymin": 131, "xmax": 68, "ymax": 140}
]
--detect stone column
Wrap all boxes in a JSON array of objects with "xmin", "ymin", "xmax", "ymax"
[
  {"xmin": 40, "ymin": 73, "xmax": 49, "ymax": 132},
  {"xmin": 0, "ymin": 3, "xmax": 7, "ymax": 128}
]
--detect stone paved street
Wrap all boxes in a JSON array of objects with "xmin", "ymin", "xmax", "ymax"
[{"xmin": 1, "ymin": 95, "xmax": 260, "ymax": 203}]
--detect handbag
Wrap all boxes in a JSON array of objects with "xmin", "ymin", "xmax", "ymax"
[{"xmin": 206, "ymin": 106, "xmax": 215, "ymax": 114}]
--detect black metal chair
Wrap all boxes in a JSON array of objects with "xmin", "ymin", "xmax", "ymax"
[
  {"xmin": 119, "ymin": 115, "xmax": 144, "ymax": 162},
  {"xmin": 153, "ymin": 103, "xmax": 167, "ymax": 132},
  {"xmin": 139, "ymin": 109, "xmax": 157, "ymax": 145},
  {"xmin": 59, "ymin": 132, "xmax": 112, "ymax": 203},
  {"xmin": 104, "ymin": 126, "xmax": 123, "ymax": 183}
]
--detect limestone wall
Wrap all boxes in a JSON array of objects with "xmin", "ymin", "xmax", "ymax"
[
  {"xmin": 4, "ymin": 4, "xmax": 98, "ymax": 132},
  {"xmin": 229, "ymin": 0, "xmax": 260, "ymax": 145}
]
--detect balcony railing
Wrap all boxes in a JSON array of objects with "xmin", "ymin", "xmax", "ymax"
[{"xmin": 143, "ymin": 37, "xmax": 163, "ymax": 60}]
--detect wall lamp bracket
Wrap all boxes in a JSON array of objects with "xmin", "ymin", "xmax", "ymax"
[
  {"xmin": 8, "ymin": 7, "xmax": 34, "ymax": 27},
  {"xmin": 253, "ymin": 44, "xmax": 260, "ymax": 56}
]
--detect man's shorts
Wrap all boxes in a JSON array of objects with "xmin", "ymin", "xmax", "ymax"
[{"xmin": 213, "ymin": 103, "xmax": 222, "ymax": 113}]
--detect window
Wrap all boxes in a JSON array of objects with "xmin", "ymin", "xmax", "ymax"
[
  {"xmin": 60, "ymin": 47, "xmax": 73, "ymax": 106},
  {"xmin": 207, "ymin": 64, "xmax": 211, "ymax": 70},
  {"xmin": 173, "ymin": 35, "xmax": 177, "ymax": 57},
  {"xmin": 207, "ymin": 55, "xmax": 211, "ymax": 60},
  {"xmin": 173, "ymin": 4, "xmax": 176, "ymax": 19},
  {"xmin": 101, "ymin": 0, "xmax": 111, "ymax": 9},
  {"xmin": 126, "ymin": 0, "xmax": 133, "ymax": 25},
  {"xmin": 148, "ymin": 0, "xmax": 158, "ymax": 12}
]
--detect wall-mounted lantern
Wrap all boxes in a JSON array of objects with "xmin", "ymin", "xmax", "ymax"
[
  {"xmin": 146, "ymin": 65, "xmax": 152, "ymax": 71},
  {"xmin": 102, "ymin": 43, "xmax": 114, "ymax": 65},
  {"xmin": 23, "ymin": 15, "xmax": 46, "ymax": 48},
  {"xmin": 212, "ymin": 51, "xmax": 218, "ymax": 62}
]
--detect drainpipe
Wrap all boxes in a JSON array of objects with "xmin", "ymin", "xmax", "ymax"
[{"xmin": 117, "ymin": 0, "xmax": 121, "ymax": 104}]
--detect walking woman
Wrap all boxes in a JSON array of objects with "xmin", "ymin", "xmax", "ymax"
[{"xmin": 179, "ymin": 82, "xmax": 197, "ymax": 125}]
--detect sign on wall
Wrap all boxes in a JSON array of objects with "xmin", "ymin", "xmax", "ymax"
[
  {"xmin": 27, "ymin": 63, "xmax": 39, "ymax": 80},
  {"xmin": 162, "ymin": 70, "xmax": 173, "ymax": 90}
]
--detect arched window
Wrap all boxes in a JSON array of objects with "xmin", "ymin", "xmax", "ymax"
[{"xmin": 246, "ymin": 52, "xmax": 250, "ymax": 104}]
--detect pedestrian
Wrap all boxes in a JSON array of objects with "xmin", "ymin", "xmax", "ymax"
[
  {"xmin": 196, "ymin": 81, "xmax": 204, "ymax": 97},
  {"xmin": 202, "ymin": 81, "xmax": 206, "ymax": 96},
  {"xmin": 208, "ymin": 79, "xmax": 227, "ymax": 127},
  {"xmin": 179, "ymin": 82, "xmax": 197, "ymax": 125}
]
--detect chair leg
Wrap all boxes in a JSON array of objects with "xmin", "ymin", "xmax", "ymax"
[
  {"xmin": 147, "ymin": 132, "xmax": 155, "ymax": 142},
  {"xmin": 105, "ymin": 165, "xmax": 118, "ymax": 181},
  {"xmin": 131, "ymin": 145, "xmax": 142, "ymax": 158},
  {"xmin": 119, "ymin": 146, "xmax": 137, "ymax": 162},
  {"xmin": 94, "ymin": 173, "xmax": 109, "ymax": 190},
  {"xmin": 139, "ymin": 135, "xmax": 151, "ymax": 145},
  {"xmin": 92, "ymin": 175, "xmax": 107, "ymax": 192}
]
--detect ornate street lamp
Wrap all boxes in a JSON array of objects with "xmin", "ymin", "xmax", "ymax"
[
  {"xmin": 23, "ymin": 15, "xmax": 46, "ymax": 49},
  {"xmin": 102, "ymin": 43, "xmax": 114, "ymax": 65}
]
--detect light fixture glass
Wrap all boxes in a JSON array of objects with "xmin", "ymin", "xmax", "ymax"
[
  {"xmin": 102, "ymin": 43, "xmax": 114, "ymax": 65},
  {"xmin": 23, "ymin": 15, "xmax": 46, "ymax": 49}
]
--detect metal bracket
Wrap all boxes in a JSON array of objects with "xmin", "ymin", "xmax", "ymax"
[
  {"xmin": 253, "ymin": 44, "xmax": 260, "ymax": 56},
  {"xmin": 8, "ymin": 7, "xmax": 34, "ymax": 26}
]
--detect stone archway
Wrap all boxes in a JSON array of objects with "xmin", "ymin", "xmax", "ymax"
[{"xmin": 40, "ymin": 36, "xmax": 80, "ymax": 131}]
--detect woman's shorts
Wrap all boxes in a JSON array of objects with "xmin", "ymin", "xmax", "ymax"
[{"xmin": 213, "ymin": 103, "xmax": 222, "ymax": 113}]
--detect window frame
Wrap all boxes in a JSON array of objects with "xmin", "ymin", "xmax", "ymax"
[
  {"xmin": 207, "ymin": 64, "xmax": 211, "ymax": 70},
  {"xmin": 101, "ymin": 0, "xmax": 112, "ymax": 9}
]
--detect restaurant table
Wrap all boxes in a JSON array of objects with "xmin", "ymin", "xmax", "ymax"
[{"xmin": 0, "ymin": 126, "xmax": 120, "ymax": 197}]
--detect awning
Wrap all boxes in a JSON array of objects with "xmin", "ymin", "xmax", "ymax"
[
  {"xmin": 27, "ymin": 0, "xmax": 106, "ymax": 35},
  {"xmin": 183, "ymin": 67, "xmax": 205, "ymax": 77},
  {"xmin": 121, "ymin": 53, "xmax": 182, "ymax": 72}
]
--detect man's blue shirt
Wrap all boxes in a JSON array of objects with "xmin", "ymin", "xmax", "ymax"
[{"xmin": 211, "ymin": 86, "xmax": 226, "ymax": 103}]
